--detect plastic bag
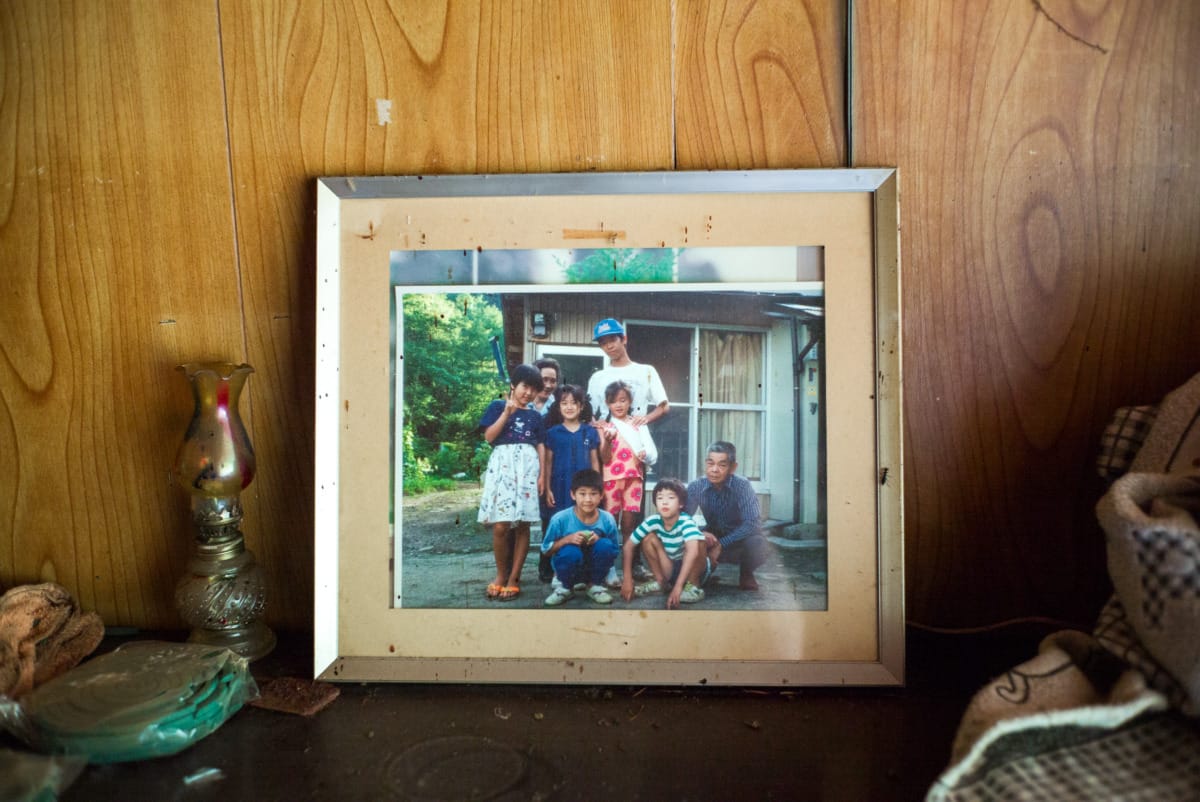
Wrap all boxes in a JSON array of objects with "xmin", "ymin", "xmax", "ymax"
[
  {"xmin": 0, "ymin": 640, "xmax": 257, "ymax": 764},
  {"xmin": 0, "ymin": 748, "xmax": 86, "ymax": 801}
]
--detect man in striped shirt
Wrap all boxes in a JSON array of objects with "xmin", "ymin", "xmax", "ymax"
[
  {"xmin": 686, "ymin": 441, "xmax": 769, "ymax": 591},
  {"xmin": 620, "ymin": 478, "xmax": 709, "ymax": 608}
]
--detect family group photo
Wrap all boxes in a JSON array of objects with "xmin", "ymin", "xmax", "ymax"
[{"xmin": 391, "ymin": 247, "xmax": 828, "ymax": 612}]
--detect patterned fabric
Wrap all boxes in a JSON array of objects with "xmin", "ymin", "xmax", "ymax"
[
  {"xmin": 1132, "ymin": 527, "xmax": 1200, "ymax": 629},
  {"xmin": 477, "ymin": 443, "xmax": 541, "ymax": 525},
  {"xmin": 603, "ymin": 418, "xmax": 657, "ymax": 470},
  {"xmin": 602, "ymin": 424, "xmax": 645, "ymax": 482},
  {"xmin": 629, "ymin": 513, "xmax": 705, "ymax": 560},
  {"xmin": 929, "ymin": 713, "xmax": 1200, "ymax": 802},
  {"xmin": 602, "ymin": 420, "xmax": 654, "ymax": 514},
  {"xmin": 1097, "ymin": 471, "xmax": 1200, "ymax": 713},
  {"xmin": 1094, "ymin": 597, "xmax": 1189, "ymax": 710},
  {"xmin": 1097, "ymin": 405, "xmax": 1159, "ymax": 485},
  {"xmin": 603, "ymin": 476, "xmax": 643, "ymax": 515}
]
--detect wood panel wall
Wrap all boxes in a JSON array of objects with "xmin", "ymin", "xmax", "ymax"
[
  {"xmin": 2, "ymin": 0, "xmax": 1196, "ymax": 631},
  {"xmin": 854, "ymin": 0, "xmax": 1200, "ymax": 625}
]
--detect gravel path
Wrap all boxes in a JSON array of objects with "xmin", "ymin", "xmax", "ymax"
[{"xmin": 398, "ymin": 482, "xmax": 828, "ymax": 611}]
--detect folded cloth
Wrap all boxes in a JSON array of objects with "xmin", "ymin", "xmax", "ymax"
[
  {"xmin": 1097, "ymin": 472, "xmax": 1200, "ymax": 714},
  {"xmin": 929, "ymin": 371, "xmax": 1200, "ymax": 800},
  {"xmin": 0, "ymin": 583, "xmax": 104, "ymax": 699},
  {"xmin": 1126, "ymin": 371, "xmax": 1200, "ymax": 476},
  {"xmin": 946, "ymin": 631, "xmax": 1165, "ymax": 766},
  {"xmin": 1096, "ymin": 370, "xmax": 1200, "ymax": 714},
  {"xmin": 928, "ymin": 630, "xmax": 1171, "ymax": 801}
]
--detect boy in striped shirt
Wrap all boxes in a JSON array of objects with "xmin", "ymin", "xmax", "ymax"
[{"xmin": 620, "ymin": 478, "xmax": 710, "ymax": 608}]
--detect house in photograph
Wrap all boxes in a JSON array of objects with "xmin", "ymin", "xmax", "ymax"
[{"xmin": 500, "ymin": 289, "xmax": 825, "ymax": 533}]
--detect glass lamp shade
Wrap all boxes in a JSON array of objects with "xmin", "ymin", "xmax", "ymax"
[{"xmin": 174, "ymin": 362, "xmax": 256, "ymax": 501}]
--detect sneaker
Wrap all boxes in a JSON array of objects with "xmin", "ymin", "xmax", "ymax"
[
  {"xmin": 604, "ymin": 566, "xmax": 621, "ymax": 589},
  {"xmin": 632, "ymin": 562, "xmax": 653, "ymax": 581},
  {"xmin": 587, "ymin": 585, "xmax": 613, "ymax": 605},
  {"xmin": 544, "ymin": 586, "xmax": 573, "ymax": 606},
  {"xmin": 634, "ymin": 580, "xmax": 662, "ymax": 596},
  {"xmin": 679, "ymin": 582, "xmax": 705, "ymax": 604}
]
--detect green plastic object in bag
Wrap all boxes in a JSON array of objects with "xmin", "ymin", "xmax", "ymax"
[{"xmin": 2, "ymin": 640, "xmax": 257, "ymax": 764}]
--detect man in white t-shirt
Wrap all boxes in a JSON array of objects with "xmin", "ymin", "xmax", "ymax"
[
  {"xmin": 587, "ymin": 318, "xmax": 668, "ymax": 587},
  {"xmin": 586, "ymin": 318, "xmax": 669, "ymax": 426}
]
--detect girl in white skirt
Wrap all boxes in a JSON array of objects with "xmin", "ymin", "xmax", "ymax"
[{"xmin": 477, "ymin": 364, "xmax": 546, "ymax": 601}]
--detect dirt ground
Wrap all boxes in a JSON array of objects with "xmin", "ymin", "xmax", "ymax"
[{"xmin": 398, "ymin": 482, "xmax": 828, "ymax": 611}]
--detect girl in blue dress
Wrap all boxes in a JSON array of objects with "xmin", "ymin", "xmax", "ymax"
[{"xmin": 543, "ymin": 384, "xmax": 601, "ymax": 516}]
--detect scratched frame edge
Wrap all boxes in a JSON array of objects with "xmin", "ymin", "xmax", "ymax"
[{"xmin": 314, "ymin": 169, "xmax": 902, "ymax": 686}]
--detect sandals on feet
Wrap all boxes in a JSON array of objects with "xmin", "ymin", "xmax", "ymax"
[
  {"xmin": 485, "ymin": 583, "xmax": 503, "ymax": 600},
  {"xmin": 498, "ymin": 585, "xmax": 521, "ymax": 601}
]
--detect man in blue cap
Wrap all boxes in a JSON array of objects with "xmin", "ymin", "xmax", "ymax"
[{"xmin": 585, "ymin": 318, "xmax": 669, "ymax": 426}]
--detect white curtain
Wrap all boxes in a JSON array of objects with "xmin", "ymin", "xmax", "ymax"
[{"xmin": 697, "ymin": 331, "xmax": 763, "ymax": 480}]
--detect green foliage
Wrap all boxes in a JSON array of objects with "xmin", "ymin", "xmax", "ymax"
[
  {"xmin": 401, "ymin": 293, "xmax": 505, "ymax": 481},
  {"xmin": 430, "ymin": 443, "xmax": 461, "ymax": 477},
  {"xmin": 401, "ymin": 416, "xmax": 465, "ymax": 494},
  {"xmin": 563, "ymin": 248, "xmax": 675, "ymax": 283},
  {"xmin": 470, "ymin": 442, "xmax": 493, "ymax": 477},
  {"xmin": 404, "ymin": 474, "xmax": 458, "ymax": 495}
]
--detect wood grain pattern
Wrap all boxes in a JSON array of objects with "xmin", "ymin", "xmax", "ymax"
[
  {"xmin": 854, "ymin": 0, "xmax": 1200, "ymax": 626},
  {"xmin": 219, "ymin": 0, "xmax": 674, "ymax": 629},
  {"xmin": 0, "ymin": 1, "xmax": 242, "ymax": 625},
  {"xmin": 676, "ymin": 0, "xmax": 845, "ymax": 168},
  {"xmin": 4, "ymin": 0, "xmax": 1194, "ymax": 632}
]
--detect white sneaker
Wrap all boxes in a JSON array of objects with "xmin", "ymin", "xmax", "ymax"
[
  {"xmin": 634, "ymin": 580, "xmax": 662, "ymax": 596},
  {"xmin": 632, "ymin": 562, "xmax": 653, "ymax": 581},
  {"xmin": 604, "ymin": 566, "xmax": 621, "ymax": 589},
  {"xmin": 543, "ymin": 586, "xmax": 573, "ymax": 606},
  {"xmin": 587, "ymin": 585, "xmax": 613, "ymax": 605},
  {"xmin": 679, "ymin": 582, "xmax": 705, "ymax": 604}
]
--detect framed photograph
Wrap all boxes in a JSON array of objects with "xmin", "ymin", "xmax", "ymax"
[{"xmin": 315, "ymin": 169, "xmax": 901, "ymax": 686}]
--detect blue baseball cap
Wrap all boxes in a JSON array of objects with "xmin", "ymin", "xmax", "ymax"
[{"xmin": 592, "ymin": 318, "xmax": 626, "ymax": 340}]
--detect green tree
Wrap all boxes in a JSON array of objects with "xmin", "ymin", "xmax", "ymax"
[
  {"xmin": 401, "ymin": 293, "xmax": 505, "ymax": 482},
  {"xmin": 563, "ymin": 248, "xmax": 676, "ymax": 283}
]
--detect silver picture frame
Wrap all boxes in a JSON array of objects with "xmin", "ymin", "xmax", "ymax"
[{"xmin": 314, "ymin": 169, "xmax": 902, "ymax": 686}]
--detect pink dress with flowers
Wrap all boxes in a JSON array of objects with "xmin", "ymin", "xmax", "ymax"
[{"xmin": 601, "ymin": 419, "xmax": 656, "ymax": 514}]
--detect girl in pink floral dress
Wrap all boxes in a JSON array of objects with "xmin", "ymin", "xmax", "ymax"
[{"xmin": 598, "ymin": 381, "xmax": 658, "ymax": 547}]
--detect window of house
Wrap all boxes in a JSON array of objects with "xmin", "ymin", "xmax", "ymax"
[
  {"xmin": 537, "ymin": 323, "xmax": 768, "ymax": 489},
  {"xmin": 695, "ymin": 329, "xmax": 765, "ymax": 482},
  {"xmin": 628, "ymin": 323, "xmax": 766, "ymax": 487}
]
